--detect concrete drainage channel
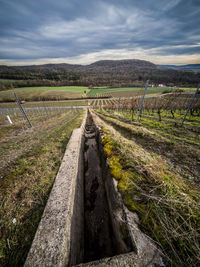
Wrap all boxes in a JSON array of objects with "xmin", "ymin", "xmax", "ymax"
[
  {"xmin": 24, "ymin": 111, "xmax": 164, "ymax": 267},
  {"xmin": 83, "ymin": 113, "xmax": 134, "ymax": 263}
]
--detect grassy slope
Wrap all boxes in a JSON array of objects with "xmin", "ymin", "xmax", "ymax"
[
  {"xmin": 2, "ymin": 86, "xmax": 88, "ymax": 92},
  {"xmin": 93, "ymin": 109, "xmax": 200, "ymax": 266},
  {"xmin": 0, "ymin": 90, "xmax": 83, "ymax": 102},
  {"xmin": 1, "ymin": 85, "xmax": 194, "ymax": 102},
  {"xmin": 0, "ymin": 110, "xmax": 85, "ymax": 266},
  {"xmin": 0, "ymin": 99, "xmax": 89, "ymax": 108},
  {"xmin": 87, "ymin": 87, "xmax": 172, "ymax": 96},
  {"xmin": 0, "ymin": 86, "xmax": 89, "ymax": 102},
  {"xmin": 87, "ymin": 87, "xmax": 143, "ymax": 95}
]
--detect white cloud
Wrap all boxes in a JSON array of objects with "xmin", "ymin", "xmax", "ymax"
[
  {"xmin": 36, "ymin": 2, "xmax": 179, "ymax": 49},
  {"xmin": 39, "ymin": 6, "xmax": 126, "ymax": 41},
  {"xmin": 160, "ymin": 0, "xmax": 182, "ymax": 12},
  {"xmin": 0, "ymin": 0, "xmax": 199, "ymax": 66},
  {"xmin": 1, "ymin": 47, "xmax": 200, "ymax": 66}
]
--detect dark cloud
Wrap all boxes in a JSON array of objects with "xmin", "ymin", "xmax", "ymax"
[{"xmin": 0, "ymin": 0, "xmax": 199, "ymax": 64}]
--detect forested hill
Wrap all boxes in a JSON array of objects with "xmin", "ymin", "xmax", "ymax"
[
  {"xmin": 159, "ymin": 64, "xmax": 200, "ymax": 72},
  {"xmin": 86, "ymin": 59, "xmax": 159, "ymax": 71},
  {"xmin": 0, "ymin": 59, "xmax": 160, "ymax": 72},
  {"xmin": 0, "ymin": 59, "xmax": 199, "ymax": 88}
]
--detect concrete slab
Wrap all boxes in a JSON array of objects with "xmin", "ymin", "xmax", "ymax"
[{"xmin": 24, "ymin": 115, "xmax": 86, "ymax": 267}]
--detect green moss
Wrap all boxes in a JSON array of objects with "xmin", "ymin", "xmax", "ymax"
[
  {"xmin": 124, "ymin": 194, "xmax": 146, "ymax": 214},
  {"xmin": 118, "ymin": 171, "xmax": 133, "ymax": 192},
  {"xmin": 109, "ymin": 155, "xmax": 123, "ymax": 180},
  {"xmin": 102, "ymin": 135, "xmax": 116, "ymax": 157}
]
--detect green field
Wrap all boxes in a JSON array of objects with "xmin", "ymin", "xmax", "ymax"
[
  {"xmin": 87, "ymin": 87, "xmax": 173, "ymax": 96},
  {"xmin": 0, "ymin": 85, "xmax": 195, "ymax": 102},
  {"xmin": 87, "ymin": 87, "xmax": 142, "ymax": 96}
]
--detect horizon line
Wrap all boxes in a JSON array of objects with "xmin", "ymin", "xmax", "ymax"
[{"xmin": 0, "ymin": 58, "xmax": 200, "ymax": 67}]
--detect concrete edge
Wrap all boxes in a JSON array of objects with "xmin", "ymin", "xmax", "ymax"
[
  {"xmin": 24, "ymin": 113, "xmax": 87, "ymax": 267},
  {"xmin": 90, "ymin": 112, "xmax": 165, "ymax": 267}
]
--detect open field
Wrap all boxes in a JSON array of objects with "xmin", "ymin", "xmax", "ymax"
[
  {"xmin": 0, "ymin": 84, "xmax": 197, "ymax": 102},
  {"xmin": 0, "ymin": 109, "xmax": 85, "ymax": 266},
  {"xmin": 87, "ymin": 87, "xmax": 173, "ymax": 96},
  {"xmin": 92, "ymin": 106, "xmax": 200, "ymax": 266},
  {"xmin": 0, "ymin": 86, "xmax": 89, "ymax": 103},
  {"xmin": 0, "ymin": 88, "xmax": 84, "ymax": 102},
  {"xmin": 105, "ymin": 89, "xmax": 164, "ymax": 98},
  {"xmin": 87, "ymin": 87, "xmax": 144, "ymax": 96},
  {"xmin": 7, "ymin": 86, "xmax": 88, "ymax": 92},
  {"xmin": 0, "ymin": 86, "xmax": 147, "ymax": 102}
]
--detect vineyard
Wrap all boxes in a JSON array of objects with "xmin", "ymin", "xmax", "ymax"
[
  {"xmin": 101, "ymin": 92, "xmax": 200, "ymax": 120},
  {"xmin": 0, "ymin": 87, "xmax": 199, "ymax": 266},
  {"xmin": 0, "ymin": 85, "xmax": 179, "ymax": 102},
  {"xmin": 91, "ymin": 90, "xmax": 200, "ymax": 266},
  {"xmin": 0, "ymin": 104, "xmax": 85, "ymax": 266}
]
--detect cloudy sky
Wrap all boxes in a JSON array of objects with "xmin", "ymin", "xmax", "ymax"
[{"xmin": 0, "ymin": 0, "xmax": 200, "ymax": 66}]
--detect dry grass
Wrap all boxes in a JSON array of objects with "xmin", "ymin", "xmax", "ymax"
[
  {"xmin": 0, "ymin": 110, "xmax": 85, "ymax": 266},
  {"xmin": 0, "ymin": 89, "xmax": 83, "ymax": 102},
  {"xmin": 0, "ymin": 111, "xmax": 74, "ymax": 171},
  {"xmin": 0, "ymin": 99, "xmax": 89, "ymax": 108},
  {"xmin": 92, "ymin": 111, "xmax": 200, "ymax": 266},
  {"xmin": 95, "ymin": 110, "xmax": 200, "ymax": 180},
  {"xmin": 106, "ymin": 89, "xmax": 163, "ymax": 98}
]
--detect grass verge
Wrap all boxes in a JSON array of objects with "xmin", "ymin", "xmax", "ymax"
[
  {"xmin": 93, "ymin": 111, "xmax": 200, "ymax": 266},
  {"xmin": 0, "ymin": 110, "xmax": 85, "ymax": 266}
]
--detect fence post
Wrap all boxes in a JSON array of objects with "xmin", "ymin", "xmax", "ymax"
[
  {"xmin": 118, "ymin": 97, "xmax": 121, "ymax": 112},
  {"xmin": 14, "ymin": 92, "xmax": 32, "ymax": 127},
  {"xmin": 7, "ymin": 115, "xmax": 13, "ymax": 124},
  {"xmin": 43, "ymin": 101, "xmax": 49, "ymax": 118},
  {"xmin": 181, "ymin": 83, "xmax": 200, "ymax": 127},
  {"xmin": 137, "ymin": 80, "xmax": 149, "ymax": 122}
]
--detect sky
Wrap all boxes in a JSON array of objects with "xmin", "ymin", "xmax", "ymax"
[{"xmin": 0, "ymin": 0, "xmax": 200, "ymax": 66}]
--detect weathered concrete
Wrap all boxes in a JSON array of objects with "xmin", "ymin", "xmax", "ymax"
[
  {"xmin": 24, "ymin": 115, "xmax": 87, "ymax": 267},
  {"xmin": 75, "ymin": 250, "xmax": 163, "ymax": 267},
  {"xmin": 84, "ymin": 114, "xmax": 115, "ymax": 262},
  {"xmin": 75, "ymin": 251, "xmax": 163, "ymax": 267},
  {"xmin": 24, "ymin": 111, "xmax": 165, "ymax": 267},
  {"xmin": 88, "ymin": 112, "xmax": 165, "ymax": 267}
]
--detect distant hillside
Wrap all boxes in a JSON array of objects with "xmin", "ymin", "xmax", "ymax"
[
  {"xmin": 0, "ymin": 59, "xmax": 199, "ymax": 89},
  {"xmin": 86, "ymin": 59, "xmax": 160, "ymax": 71},
  {"xmin": 160, "ymin": 64, "xmax": 200, "ymax": 72},
  {"xmin": 2, "ymin": 59, "xmax": 160, "ymax": 72}
]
